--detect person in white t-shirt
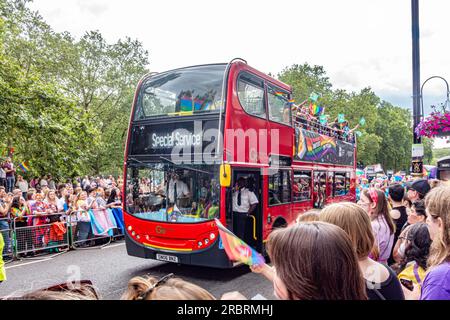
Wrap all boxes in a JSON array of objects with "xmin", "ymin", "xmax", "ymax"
[
  {"xmin": 16, "ymin": 175, "xmax": 28, "ymax": 198},
  {"xmin": 232, "ymin": 177, "xmax": 259, "ymax": 241}
]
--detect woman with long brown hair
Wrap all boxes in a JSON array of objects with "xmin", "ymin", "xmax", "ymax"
[
  {"xmin": 320, "ymin": 202, "xmax": 404, "ymax": 300},
  {"xmin": 358, "ymin": 188, "xmax": 395, "ymax": 264},
  {"xmin": 252, "ymin": 222, "xmax": 367, "ymax": 300},
  {"xmin": 404, "ymin": 186, "xmax": 450, "ymax": 300}
]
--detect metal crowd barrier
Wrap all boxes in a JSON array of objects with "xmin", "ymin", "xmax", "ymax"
[
  {"xmin": 1, "ymin": 208, "xmax": 126, "ymax": 261},
  {"xmin": 12, "ymin": 213, "xmax": 70, "ymax": 258},
  {"xmin": 0, "ymin": 217, "xmax": 14, "ymax": 263},
  {"xmin": 68, "ymin": 210, "xmax": 111, "ymax": 249}
]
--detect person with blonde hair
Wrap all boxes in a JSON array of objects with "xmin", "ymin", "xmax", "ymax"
[
  {"xmin": 404, "ymin": 186, "xmax": 450, "ymax": 300},
  {"xmin": 121, "ymin": 274, "xmax": 215, "ymax": 300},
  {"xmin": 320, "ymin": 202, "xmax": 404, "ymax": 300},
  {"xmin": 296, "ymin": 209, "xmax": 321, "ymax": 223}
]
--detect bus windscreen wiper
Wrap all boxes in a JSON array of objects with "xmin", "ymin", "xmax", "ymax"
[
  {"xmin": 127, "ymin": 157, "xmax": 151, "ymax": 166},
  {"xmin": 159, "ymin": 156, "xmax": 210, "ymax": 174}
]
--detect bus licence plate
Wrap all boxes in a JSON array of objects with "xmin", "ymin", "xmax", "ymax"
[{"xmin": 156, "ymin": 254, "xmax": 179, "ymax": 263}]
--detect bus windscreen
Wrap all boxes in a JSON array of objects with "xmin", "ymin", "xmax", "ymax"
[
  {"xmin": 125, "ymin": 163, "xmax": 220, "ymax": 223},
  {"xmin": 134, "ymin": 64, "xmax": 226, "ymax": 119}
]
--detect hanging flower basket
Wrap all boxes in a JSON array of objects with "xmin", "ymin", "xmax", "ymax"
[{"xmin": 415, "ymin": 111, "xmax": 450, "ymax": 138}]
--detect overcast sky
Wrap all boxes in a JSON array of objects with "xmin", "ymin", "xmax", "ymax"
[{"xmin": 30, "ymin": 0, "xmax": 450, "ymax": 148}]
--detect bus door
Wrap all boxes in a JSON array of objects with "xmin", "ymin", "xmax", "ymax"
[
  {"xmin": 230, "ymin": 169, "xmax": 263, "ymax": 252},
  {"xmin": 313, "ymin": 171, "xmax": 327, "ymax": 208}
]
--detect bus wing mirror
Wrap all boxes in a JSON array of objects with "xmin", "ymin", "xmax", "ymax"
[{"xmin": 220, "ymin": 164, "xmax": 231, "ymax": 187}]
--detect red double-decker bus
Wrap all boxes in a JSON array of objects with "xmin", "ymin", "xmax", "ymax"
[{"xmin": 123, "ymin": 59, "xmax": 356, "ymax": 268}]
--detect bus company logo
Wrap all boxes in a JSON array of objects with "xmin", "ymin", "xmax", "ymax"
[{"xmin": 155, "ymin": 226, "xmax": 166, "ymax": 234}]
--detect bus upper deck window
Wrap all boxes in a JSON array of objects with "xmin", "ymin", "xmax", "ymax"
[
  {"xmin": 237, "ymin": 73, "xmax": 265, "ymax": 118},
  {"xmin": 268, "ymin": 87, "xmax": 291, "ymax": 126}
]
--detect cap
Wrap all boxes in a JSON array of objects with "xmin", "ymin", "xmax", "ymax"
[{"xmin": 407, "ymin": 179, "xmax": 431, "ymax": 196}]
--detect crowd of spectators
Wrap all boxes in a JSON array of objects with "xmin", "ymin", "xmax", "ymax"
[
  {"xmin": 0, "ymin": 172, "xmax": 125, "ymax": 261},
  {"xmin": 2, "ymin": 173, "xmax": 449, "ymax": 300},
  {"xmin": 293, "ymin": 106, "xmax": 359, "ymax": 143}
]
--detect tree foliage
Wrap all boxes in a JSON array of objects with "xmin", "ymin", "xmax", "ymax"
[{"xmin": 0, "ymin": 0, "xmax": 149, "ymax": 178}]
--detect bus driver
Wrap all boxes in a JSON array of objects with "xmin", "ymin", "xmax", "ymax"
[{"xmin": 168, "ymin": 172, "xmax": 190, "ymax": 205}]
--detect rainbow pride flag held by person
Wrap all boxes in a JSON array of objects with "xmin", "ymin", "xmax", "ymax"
[
  {"xmin": 167, "ymin": 205, "xmax": 182, "ymax": 222},
  {"xmin": 19, "ymin": 161, "xmax": 29, "ymax": 173},
  {"xmin": 214, "ymin": 219, "xmax": 265, "ymax": 267},
  {"xmin": 179, "ymin": 95, "xmax": 194, "ymax": 112},
  {"xmin": 309, "ymin": 103, "xmax": 323, "ymax": 116}
]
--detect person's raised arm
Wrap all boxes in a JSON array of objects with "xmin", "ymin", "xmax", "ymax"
[
  {"xmin": 393, "ymin": 226, "xmax": 410, "ymax": 263},
  {"xmin": 250, "ymin": 263, "xmax": 275, "ymax": 282},
  {"xmin": 349, "ymin": 124, "xmax": 360, "ymax": 133}
]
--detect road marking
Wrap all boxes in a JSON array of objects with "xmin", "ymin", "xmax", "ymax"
[
  {"xmin": 102, "ymin": 243, "xmax": 125, "ymax": 250},
  {"xmin": 5, "ymin": 258, "xmax": 52, "ymax": 270}
]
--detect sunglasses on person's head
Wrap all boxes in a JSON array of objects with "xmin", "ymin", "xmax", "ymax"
[{"xmin": 136, "ymin": 273, "xmax": 175, "ymax": 300}]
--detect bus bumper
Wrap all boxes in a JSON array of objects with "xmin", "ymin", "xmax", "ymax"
[{"xmin": 125, "ymin": 233, "xmax": 234, "ymax": 269}]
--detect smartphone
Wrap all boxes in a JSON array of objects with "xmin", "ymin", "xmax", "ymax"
[{"xmin": 400, "ymin": 278, "xmax": 414, "ymax": 291}]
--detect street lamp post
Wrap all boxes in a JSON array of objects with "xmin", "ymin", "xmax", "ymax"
[
  {"xmin": 412, "ymin": 0, "xmax": 421, "ymax": 144},
  {"xmin": 411, "ymin": 0, "xmax": 422, "ymax": 178},
  {"xmin": 420, "ymin": 76, "xmax": 450, "ymax": 116}
]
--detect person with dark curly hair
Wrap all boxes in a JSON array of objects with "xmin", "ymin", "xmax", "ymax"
[
  {"xmin": 394, "ymin": 223, "xmax": 431, "ymax": 289},
  {"xmin": 392, "ymin": 200, "xmax": 427, "ymax": 263}
]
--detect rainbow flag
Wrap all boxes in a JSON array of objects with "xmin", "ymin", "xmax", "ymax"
[
  {"xmin": 19, "ymin": 161, "xmax": 29, "ymax": 173},
  {"xmin": 309, "ymin": 103, "xmax": 323, "ymax": 116},
  {"xmin": 179, "ymin": 95, "xmax": 194, "ymax": 112},
  {"xmin": 167, "ymin": 205, "xmax": 182, "ymax": 222},
  {"xmin": 214, "ymin": 218, "xmax": 265, "ymax": 267}
]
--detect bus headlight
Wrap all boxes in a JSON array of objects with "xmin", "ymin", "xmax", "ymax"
[
  {"xmin": 210, "ymin": 233, "xmax": 216, "ymax": 240},
  {"xmin": 204, "ymin": 239, "xmax": 209, "ymax": 245},
  {"xmin": 128, "ymin": 226, "xmax": 132, "ymax": 231},
  {"xmin": 132, "ymin": 231, "xmax": 136, "ymax": 237},
  {"xmin": 197, "ymin": 241, "xmax": 203, "ymax": 247}
]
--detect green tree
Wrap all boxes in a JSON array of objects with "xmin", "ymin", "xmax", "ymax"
[
  {"xmin": 1, "ymin": 0, "xmax": 149, "ymax": 176},
  {"xmin": 278, "ymin": 63, "xmax": 333, "ymax": 104},
  {"xmin": 374, "ymin": 102, "xmax": 413, "ymax": 171},
  {"xmin": 422, "ymin": 137, "xmax": 434, "ymax": 165}
]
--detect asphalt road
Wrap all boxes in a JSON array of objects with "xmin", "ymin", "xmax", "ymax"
[{"xmin": 0, "ymin": 241, "xmax": 275, "ymax": 300}]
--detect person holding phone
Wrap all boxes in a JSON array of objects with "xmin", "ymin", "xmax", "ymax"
[{"xmin": 106, "ymin": 188, "xmax": 122, "ymax": 208}]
